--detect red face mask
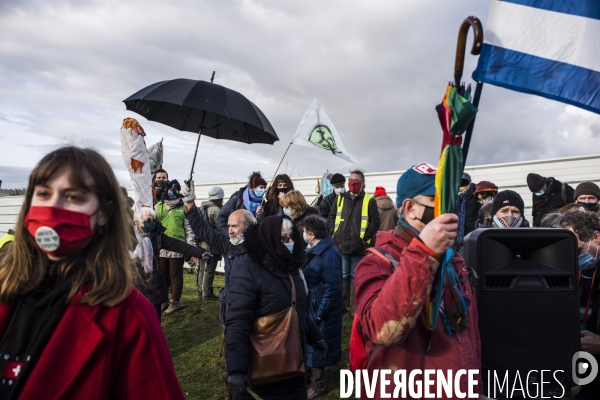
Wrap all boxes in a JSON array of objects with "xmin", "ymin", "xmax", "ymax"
[
  {"xmin": 24, "ymin": 206, "xmax": 98, "ymax": 257},
  {"xmin": 348, "ymin": 181, "xmax": 363, "ymax": 194}
]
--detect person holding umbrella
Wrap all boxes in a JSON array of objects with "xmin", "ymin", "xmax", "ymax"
[
  {"xmin": 353, "ymin": 164, "xmax": 481, "ymax": 399},
  {"xmin": 217, "ymin": 172, "xmax": 267, "ymax": 234},
  {"xmin": 0, "ymin": 146, "xmax": 184, "ymax": 399}
]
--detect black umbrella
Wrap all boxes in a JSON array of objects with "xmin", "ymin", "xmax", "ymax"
[{"xmin": 123, "ymin": 77, "xmax": 278, "ymax": 181}]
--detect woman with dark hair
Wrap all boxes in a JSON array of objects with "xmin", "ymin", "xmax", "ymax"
[
  {"xmin": 257, "ymin": 174, "xmax": 294, "ymax": 221},
  {"xmin": 301, "ymin": 215, "xmax": 343, "ymax": 399},
  {"xmin": 279, "ymin": 190, "xmax": 319, "ymax": 234},
  {"xmin": 225, "ymin": 216, "xmax": 324, "ymax": 400},
  {"xmin": 0, "ymin": 146, "xmax": 184, "ymax": 399},
  {"xmin": 217, "ymin": 171, "xmax": 267, "ymax": 234}
]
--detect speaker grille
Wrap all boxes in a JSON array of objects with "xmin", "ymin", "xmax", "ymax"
[
  {"xmin": 544, "ymin": 276, "xmax": 570, "ymax": 288},
  {"xmin": 485, "ymin": 276, "xmax": 515, "ymax": 288}
]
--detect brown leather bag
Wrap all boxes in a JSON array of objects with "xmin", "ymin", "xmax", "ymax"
[{"xmin": 248, "ymin": 273, "xmax": 305, "ymax": 385}]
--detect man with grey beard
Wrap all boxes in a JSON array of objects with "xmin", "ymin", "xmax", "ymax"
[{"xmin": 184, "ymin": 203, "xmax": 257, "ymax": 276}]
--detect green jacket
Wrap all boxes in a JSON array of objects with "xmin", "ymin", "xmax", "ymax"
[{"xmin": 156, "ymin": 202, "xmax": 187, "ymax": 242}]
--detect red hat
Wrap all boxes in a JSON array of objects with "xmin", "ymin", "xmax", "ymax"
[
  {"xmin": 474, "ymin": 180, "xmax": 498, "ymax": 194},
  {"xmin": 374, "ymin": 186, "xmax": 387, "ymax": 197}
]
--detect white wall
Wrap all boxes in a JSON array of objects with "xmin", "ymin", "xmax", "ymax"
[{"xmin": 2, "ymin": 153, "xmax": 600, "ymax": 236}]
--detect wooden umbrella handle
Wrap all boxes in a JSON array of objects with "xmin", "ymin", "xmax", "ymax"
[{"xmin": 454, "ymin": 16, "xmax": 484, "ymax": 87}]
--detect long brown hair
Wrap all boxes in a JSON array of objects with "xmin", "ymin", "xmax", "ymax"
[
  {"xmin": 266, "ymin": 174, "xmax": 294, "ymax": 207},
  {"xmin": 0, "ymin": 146, "xmax": 135, "ymax": 306}
]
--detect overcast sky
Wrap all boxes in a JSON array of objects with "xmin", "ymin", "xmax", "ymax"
[{"xmin": 1, "ymin": 0, "xmax": 599, "ymax": 189}]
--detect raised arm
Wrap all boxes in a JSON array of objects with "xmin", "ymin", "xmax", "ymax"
[{"xmin": 185, "ymin": 203, "xmax": 230, "ymax": 256}]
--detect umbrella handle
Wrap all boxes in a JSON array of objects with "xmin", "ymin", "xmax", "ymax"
[{"xmin": 453, "ymin": 16, "xmax": 483, "ymax": 88}]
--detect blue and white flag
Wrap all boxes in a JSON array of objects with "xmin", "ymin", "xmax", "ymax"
[{"xmin": 473, "ymin": 0, "xmax": 600, "ymax": 114}]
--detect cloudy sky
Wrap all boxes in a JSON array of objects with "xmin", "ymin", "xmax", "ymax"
[{"xmin": 1, "ymin": 0, "xmax": 599, "ymax": 189}]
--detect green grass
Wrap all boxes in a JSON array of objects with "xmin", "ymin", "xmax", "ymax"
[{"xmin": 162, "ymin": 272, "xmax": 354, "ymax": 399}]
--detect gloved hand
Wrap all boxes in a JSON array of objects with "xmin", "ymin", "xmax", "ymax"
[
  {"xmin": 312, "ymin": 339, "xmax": 328, "ymax": 360},
  {"xmin": 228, "ymin": 374, "xmax": 250, "ymax": 400},
  {"xmin": 201, "ymin": 251, "xmax": 213, "ymax": 262},
  {"xmin": 181, "ymin": 180, "xmax": 196, "ymax": 203}
]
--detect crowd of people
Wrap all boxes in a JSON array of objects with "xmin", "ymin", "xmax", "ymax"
[{"xmin": 0, "ymin": 146, "xmax": 599, "ymax": 399}]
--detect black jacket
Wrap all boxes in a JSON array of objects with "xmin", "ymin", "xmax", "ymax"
[
  {"xmin": 318, "ymin": 192, "xmax": 337, "ymax": 219},
  {"xmin": 291, "ymin": 206, "xmax": 320, "ymax": 232},
  {"xmin": 303, "ymin": 235, "xmax": 343, "ymax": 368},
  {"xmin": 455, "ymin": 183, "xmax": 479, "ymax": 241},
  {"xmin": 531, "ymin": 178, "xmax": 574, "ymax": 227},
  {"xmin": 217, "ymin": 186, "xmax": 248, "ymax": 234},
  {"xmin": 223, "ymin": 224, "xmax": 320, "ymax": 400},
  {"xmin": 186, "ymin": 205, "xmax": 233, "ymax": 272},
  {"xmin": 327, "ymin": 190, "xmax": 380, "ymax": 255},
  {"xmin": 137, "ymin": 221, "xmax": 208, "ymax": 306}
]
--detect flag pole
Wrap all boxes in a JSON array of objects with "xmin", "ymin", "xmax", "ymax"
[
  {"xmin": 261, "ymin": 142, "xmax": 292, "ymax": 207},
  {"xmin": 269, "ymin": 142, "xmax": 292, "ymax": 186}
]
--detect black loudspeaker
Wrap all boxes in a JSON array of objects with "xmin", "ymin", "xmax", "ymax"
[{"xmin": 463, "ymin": 228, "xmax": 580, "ymax": 398}]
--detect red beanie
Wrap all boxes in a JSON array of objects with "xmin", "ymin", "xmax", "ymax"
[{"xmin": 374, "ymin": 186, "xmax": 387, "ymax": 197}]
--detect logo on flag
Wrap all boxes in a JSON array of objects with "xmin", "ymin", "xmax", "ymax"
[
  {"xmin": 309, "ymin": 125, "xmax": 341, "ymax": 155},
  {"xmin": 291, "ymin": 98, "xmax": 359, "ymax": 164},
  {"xmin": 473, "ymin": 0, "xmax": 600, "ymax": 114}
]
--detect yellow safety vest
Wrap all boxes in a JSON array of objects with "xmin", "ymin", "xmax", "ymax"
[
  {"xmin": 0, "ymin": 233, "xmax": 14, "ymax": 249},
  {"xmin": 333, "ymin": 193, "xmax": 373, "ymax": 243}
]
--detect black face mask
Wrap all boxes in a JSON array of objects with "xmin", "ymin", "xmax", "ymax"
[
  {"xmin": 416, "ymin": 202, "xmax": 435, "ymax": 225},
  {"xmin": 579, "ymin": 202, "xmax": 599, "ymax": 212},
  {"xmin": 275, "ymin": 187, "xmax": 288, "ymax": 195}
]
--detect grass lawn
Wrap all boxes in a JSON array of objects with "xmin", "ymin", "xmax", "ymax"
[{"xmin": 161, "ymin": 271, "xmax": 355, "ymax": 399}]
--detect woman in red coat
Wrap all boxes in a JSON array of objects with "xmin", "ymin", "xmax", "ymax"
[{"xmin": 0, "ymin": 146, "xmax": 184, "ymax": 400}]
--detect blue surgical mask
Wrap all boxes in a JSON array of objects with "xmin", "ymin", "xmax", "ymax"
[
  {"xmin": 167, "ymin": 191, "xmax": 177, "ymax": 200},
  {"xmin": 578, "ymin": 240, "xmax": 598, "ymax": 270},
  {"xmin": 284, "ymin": 242, "xmax": 294, "ymax": 253},
  {"xmin": 334, "ymin": 187, "xmax": 345, "ymax": 195},
  {"xmin": 579, "ymin": 251, "xmax": 597, "ymax": 270},
  {"xmin": 283, "ymin": 208, "xmax": 293, "ymax": 217},
  {"xmin": 303, "ymin": 231, "xmax": 310, "ymax": 245},
  {"xmin": 320, "ymin": 178, "xmax": 333, "ymax": 197},
  {"xmin": 534, "ymin": 190, "xmax": 545, "ymax": 196},
  {"xmin": 254, "ymin": 188, "xmax": 265, "ymax": 198}
]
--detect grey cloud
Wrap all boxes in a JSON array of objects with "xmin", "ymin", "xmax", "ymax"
[{"xmin": 0, "ymin": 0, "xmax": 599, "ymax": 189}]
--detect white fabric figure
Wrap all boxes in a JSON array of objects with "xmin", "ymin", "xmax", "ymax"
[{"xmin": 120, "ymin": 118, "xmax": 153, "ymax": 211}]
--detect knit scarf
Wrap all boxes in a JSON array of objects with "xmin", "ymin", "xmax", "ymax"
[
  {"xmin": 456, "ymin": 183, "xmax": 476, "ymax": 245},
  {"xmin": 242, "ymin": 187, "xmax": 262, "ymax": 214},
  {"xmin": 398, "ymin": 219, "xmax": 469, "ymax": 344}
]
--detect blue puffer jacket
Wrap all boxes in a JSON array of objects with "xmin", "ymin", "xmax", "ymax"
[{"xmin": 303, "ymin": 235, "xmax": 343, "ymax": 368}]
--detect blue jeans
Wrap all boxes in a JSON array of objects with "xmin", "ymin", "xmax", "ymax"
[{"xmin": 341, "ymin": 254, "xmax": 363, "ymax": 281}]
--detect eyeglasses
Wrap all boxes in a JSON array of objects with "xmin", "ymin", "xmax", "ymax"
[
  {"xmin": 348, "ymin": 179, "xmax": 362, "ymax": 183},
  {"xmin": 413, "ymin": 199, "xmax": 434, "ymax": 209},
  {"xmin": 280, "ymin": 234, "xmax": 293, "ymax": 243}
]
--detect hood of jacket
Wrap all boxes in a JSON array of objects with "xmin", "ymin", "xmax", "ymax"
[{"xmin": 376, "ymin": 195, "xmax": 395, "ymax": 211}]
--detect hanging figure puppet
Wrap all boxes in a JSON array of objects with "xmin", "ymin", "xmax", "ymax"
[{"xmin": 121, "ymin": 117, "xmax": 154, "ymax": 211}]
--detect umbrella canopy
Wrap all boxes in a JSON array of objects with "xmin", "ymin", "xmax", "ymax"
[
  {"xmin": 434, "ymin": 84, "xmax": 477, "ymax": 216},
  {"xmin": 123, "ymin": 78, "xmax": 278, "ymax": 145},
  {"xmin": 424, "ymin": 83, "xmax": 478, "ymax": 354}
]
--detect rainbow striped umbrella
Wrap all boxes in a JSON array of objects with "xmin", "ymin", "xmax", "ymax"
[{"xmin": 424, "ymin": 84, "xmax": 478, "ymax": 353}]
